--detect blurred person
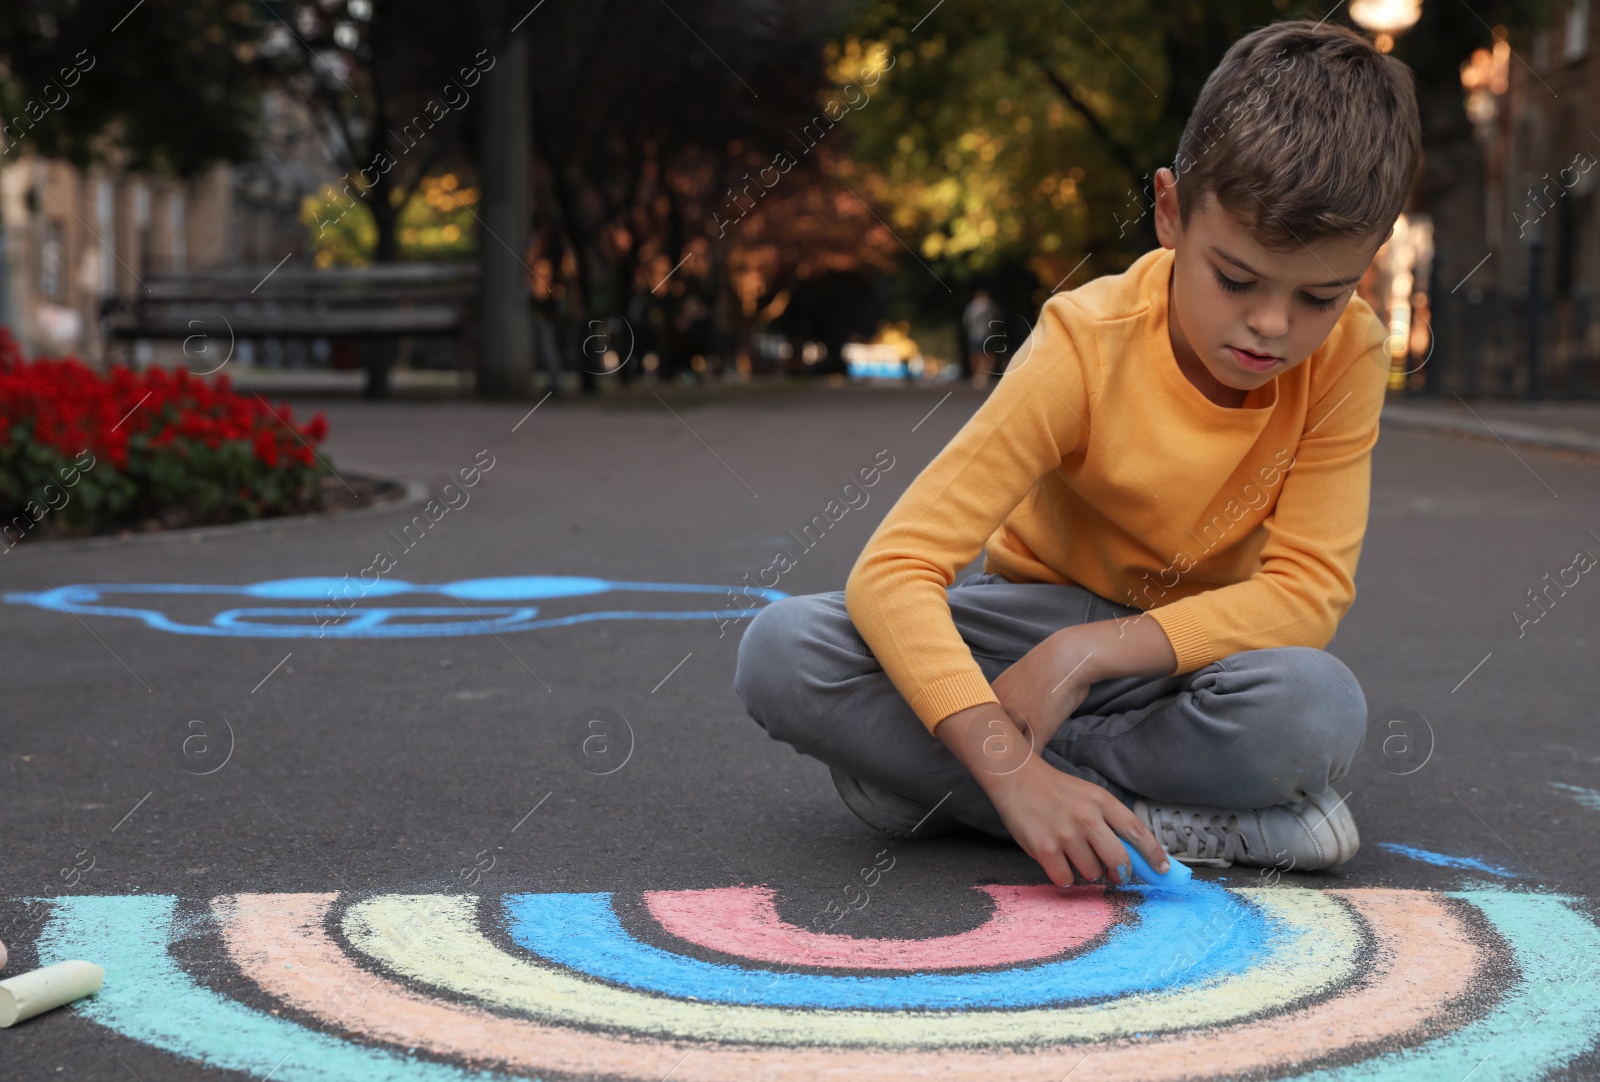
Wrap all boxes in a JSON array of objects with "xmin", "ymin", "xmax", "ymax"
[
  {"xmin": 734, "ymin": 21, "xmax": 1419, "ymax": 887},
  {"xmin": 961, "ymin": 288, "xmax": 1002, "ymax": 389}
]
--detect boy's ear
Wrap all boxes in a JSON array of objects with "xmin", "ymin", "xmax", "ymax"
[{"xmin": 1153, "ymin": 167, "xmax": 1181, "ymax": 250}]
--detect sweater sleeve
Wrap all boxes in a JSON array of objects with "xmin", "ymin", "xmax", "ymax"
[
  {"xmin": 1144, "ymin": 321, "xmax": 1389, "ymax": 675},
  {"xmin": 844, "ymin": 298, "xmax": 1090, "ymax": 732}
]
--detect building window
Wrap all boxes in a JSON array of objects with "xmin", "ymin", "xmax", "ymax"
[
  {"xmin": 40, "ymin": 219, "xmax": 63, "ymax": 298},
  {"xmin": 167, "ymin": 189, "xmax": 186, "ymax": 273},
  {"xmin": 96, "ymin": 178, "xmax": 115, "ymax": 294},
  {"xmin": 133, "ymin": 182, "xmax": 151, "ymax": 274},
  {"xmin": 1533, "ymin": 29, "xmax": 1552, "ymax": 72},
  {"xmin": 1566, "ymin": 0, "xmax": 1590, "ymax": 62}
]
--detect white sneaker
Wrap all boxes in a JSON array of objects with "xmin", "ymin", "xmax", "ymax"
[
  {"xmin": 1132, "ymin": 789, "xmax": 1359, "ymax": 872},
  {"xmin": 829, "ymin": 767, "xmax": 960, "ymax": 839}
]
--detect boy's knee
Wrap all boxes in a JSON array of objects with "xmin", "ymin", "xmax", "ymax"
[
  {"xmin": 1285, "ymin": 648, "xmax": 1367, "ymax": 765},
  {"xmin": 1226, "ymin": 647, "xmax": 1366, "ymax": 804},
  {"xmin": 733, "ymin": 595, "xmax": 818, "ymax": 732}
]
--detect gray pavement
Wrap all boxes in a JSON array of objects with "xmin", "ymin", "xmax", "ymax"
[
  {"xmin": 4, "ymin": 382, "xmax": 1600, "ymax": 1080},
  {"xmin": 1384, "ymin": 395, "xmax": 1600, "ymax": 456}
]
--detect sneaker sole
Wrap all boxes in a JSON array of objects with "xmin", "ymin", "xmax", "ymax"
[{"xmin": 1294, "ymin": 790, "xmax": 1360, "ymax": 869}]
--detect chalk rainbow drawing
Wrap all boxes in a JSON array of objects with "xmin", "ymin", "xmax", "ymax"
[
  {"xmin": 2, "ymin": 575, "xmax": 786, "ymax": 638},
  {"xmin": 25, "ymin": 881, "xmax": 1600, "ymax": 1080}
]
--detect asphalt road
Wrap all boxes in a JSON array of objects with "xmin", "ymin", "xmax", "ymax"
[{"xmin": 4, "ymin": 382, "xmax": 1599, "ymax": 1081}]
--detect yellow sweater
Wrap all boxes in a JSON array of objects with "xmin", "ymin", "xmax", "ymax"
[{"xmin": 844, "ymin": 245, "xmax": 1390, "ymax": 732}]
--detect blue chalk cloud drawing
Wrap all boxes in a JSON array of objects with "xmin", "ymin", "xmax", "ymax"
[{"xmin": 3, "ymin": 576, "xmax": 787, "ymax": 639}]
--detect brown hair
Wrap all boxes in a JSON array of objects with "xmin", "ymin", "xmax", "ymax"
[{"xmin": 1173, "ymin": 20, "xmax": 1421, "ymax": 249}]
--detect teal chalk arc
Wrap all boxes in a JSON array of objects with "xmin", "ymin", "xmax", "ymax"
[
  {"xmin": 3, "ymin": 575, "xmax": 787, "ymax": 639},
  {"xmin": 33, "ymin": 894, "xmax": 516, "ymax": 1082},
  {"xmin": 1284, "ymin": 891, "xmax": 1600, "ymax": 1081}
]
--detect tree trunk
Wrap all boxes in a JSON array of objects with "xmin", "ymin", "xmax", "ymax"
[
  {"xmin": 476, "ymin": 0, "xmax": 533, "ymax": 399},
  {"xmin": 364, "ymin": 171, "xmax": 401, "ymax": 399},
  {"xmin": 371, "ymin": 176, "xmax": 400, "ymax": 264}
]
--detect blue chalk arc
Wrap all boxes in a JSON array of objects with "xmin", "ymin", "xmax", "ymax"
[{"xmin": 500, "ymin": 883, "xmax": 1264, "ymax": 1009}]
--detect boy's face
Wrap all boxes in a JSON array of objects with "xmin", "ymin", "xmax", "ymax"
[{"xmin": 1152, "ymin": 167, "xmax": 1386, "ymax": 404}]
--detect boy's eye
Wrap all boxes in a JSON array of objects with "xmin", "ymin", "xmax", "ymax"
[
  {"xmin": 1212, "ymin": 267, "xmax": 1251, "ymax": 294},
  {"xmin": 1302, "ymin": 292, "xmax": 1340, "ymax": 312}
]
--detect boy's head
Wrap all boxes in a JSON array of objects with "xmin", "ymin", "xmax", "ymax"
[{"xmin": 1152, "ymin": 21, "xmax": 1421, "ymax": 401}]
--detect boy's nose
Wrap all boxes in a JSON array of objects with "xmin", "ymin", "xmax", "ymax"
[{"xmin": 1244, "ymin": 301, "xmax": 1290, "ymax": 341}]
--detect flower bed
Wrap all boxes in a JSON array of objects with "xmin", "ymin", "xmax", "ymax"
[{"xmin": 0, "ymin": 329, "xmax": 331, "ymax": 543}]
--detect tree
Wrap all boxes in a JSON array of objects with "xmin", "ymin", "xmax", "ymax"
[
  {"xmin": 0, "ymin": 1, "xmax": 261, "ymax": 178},
  {"xmin": 830, "ymin": 0, "xmax": 1288, "ymax": 300},
  {"xmin": 829, "ymin": 0, "xmax": 1560, "ymax": 336},
  {"xmin": 520, "ymin": 0, "xmax": 852, "ymax": 385},
  {"xmin": 252, "ymin": 0, "xmax": 485, "ymax": 264}
]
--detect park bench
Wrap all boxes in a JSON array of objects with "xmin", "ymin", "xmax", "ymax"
[{"xmin": 102, "ymin": 262, "xmax": 479, "ymax": 397}]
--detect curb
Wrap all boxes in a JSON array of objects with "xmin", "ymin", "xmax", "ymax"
[
  {"xmin": 1381, "ymin": 404, "xmax": 1600, "ymax": 459},
  {"xmin": 2, "ymin": 470, "xmax": 430, "ymax": 558}
]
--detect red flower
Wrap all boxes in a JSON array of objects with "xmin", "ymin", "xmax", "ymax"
[
  {"xmin": 1, "ymin": 337, "xmax": 328, "ymax": 471},
  {"xmin": 252, "ymin": 430, "xmax": 280, "ymax": 467}
]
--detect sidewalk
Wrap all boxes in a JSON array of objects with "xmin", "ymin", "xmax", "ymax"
[
  {"xmin": 1382, "ymin": 395, "xmax": 1600, "ymax": 457},
  {"xmin": 228, "ymin": 365, "xmax": 1600, "ymax": 456},
  {"xmin": 226, "ymin": 367, "xmax": 471, "ymax": 396}
]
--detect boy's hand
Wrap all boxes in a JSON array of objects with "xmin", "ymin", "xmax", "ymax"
[
  {"xmin": 990, "ymin": 631, "xmax": 1097, "ymax": 747},
  {"xmin": 935, "ymin": 704, "xmax": 1170, "ymax": 886},
  {"xmin": 992, "ymin": 617, "xmax": 1181, "ymax": 746},
  {"xmin": 993, "ymin": 758, "xmax": 1170, "ymax": 886}
]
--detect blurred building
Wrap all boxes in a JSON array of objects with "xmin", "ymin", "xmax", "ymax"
[
  {"xmin": 1484, "ymin": 2, "xmax": 1597, "ymax": 299},
  {"xmin": 1438, "ymin": 0, "xmax": 1600, "ymax": 396},
  {"xmin": 0, "ymin": 89, "xmax": 329, "ymax": 365}
]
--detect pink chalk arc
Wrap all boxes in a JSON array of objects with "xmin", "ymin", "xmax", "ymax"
[{"xmin": 641, "ymin": 884, "xmax": 1118, "ymax": 971}]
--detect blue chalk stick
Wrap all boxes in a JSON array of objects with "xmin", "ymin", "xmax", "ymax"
[{"xmin": 1124, "ymin": 845, "xmax": 1193, "ymax": 890}]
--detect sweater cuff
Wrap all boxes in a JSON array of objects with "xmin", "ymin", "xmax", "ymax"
[
  {"xmin": 909, "ymin": 670, "xmax": 1001, "ymax": 733},
  {"xmin": 1147, "ymin": 604, "xmax": 1214, "ymax": 675}
]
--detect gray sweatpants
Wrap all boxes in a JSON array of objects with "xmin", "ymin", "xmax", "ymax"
[{"xmin": 733, "ymin": 572, "xmax": 1367, "ymax": 838}]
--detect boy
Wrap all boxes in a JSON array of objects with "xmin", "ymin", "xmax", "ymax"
[{"xmin": 734, "ymin": 20, "xmax": 1419, "ymax": 887}]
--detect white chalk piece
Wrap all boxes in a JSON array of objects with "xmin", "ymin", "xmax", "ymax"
[
  {"xmin": 0, "ymin": 960, "xmax": 105, "ymax": 1027},
  {"xmin": 0, "ymin": 938, "xmax": 7, "ymax": 971}
]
